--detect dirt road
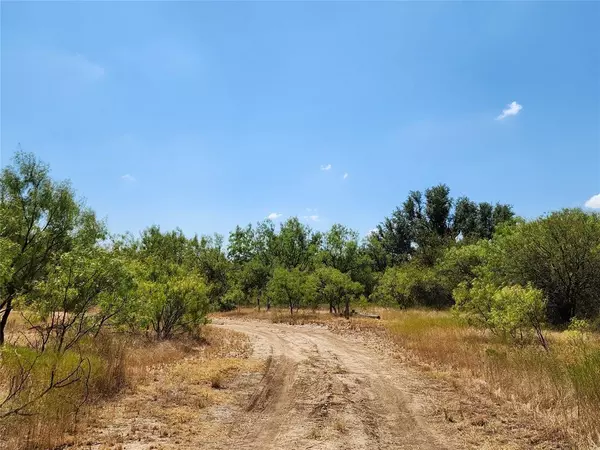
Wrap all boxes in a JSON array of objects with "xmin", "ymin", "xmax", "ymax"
[
  {"xmin": 209, "ymin": 319, "xmax": 451, "ymax": 450},
  {"xmin": 76, "ymin": 319, "xmax": 565, "ymax": 450}
]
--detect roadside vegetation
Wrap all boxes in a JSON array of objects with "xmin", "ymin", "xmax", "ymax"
[
  {"xmin": 381, "ymin": 309, "xmax": 600, "ymax": 446},
  {"xmin": 2, "ymin": 151, "xmax": 600, "ymax": 448}
]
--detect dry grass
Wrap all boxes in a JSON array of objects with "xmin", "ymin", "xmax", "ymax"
[
  {"xmin": 0, "ymin": 332, "xmax": 130, "ymax": 450},
  {"xmin": 71, "ymin": 326, "xmax": 258, "ymax": 449},
  {"xmin": 214, "ymin": 306, "xmax": 342, "ymax": 326},
  {"xmin": 0, "ymin": 317, "xmax": 253, "ymax": 450},
  {"xmin": 377, "ymin": 309, "xmax": 600, "ymax": 443}
]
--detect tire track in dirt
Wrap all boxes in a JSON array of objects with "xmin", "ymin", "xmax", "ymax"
[{"xmin": 212, "ymin": 319, "xmax": 450, "ymax": 450}]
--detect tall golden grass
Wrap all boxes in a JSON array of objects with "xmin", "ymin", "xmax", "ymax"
[{"xmin": 356, "ymin": 309, "xmax": 600, "ymax": 446}]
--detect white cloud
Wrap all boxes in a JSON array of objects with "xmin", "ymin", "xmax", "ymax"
[
  {"xmin": 367, "ymin": 228, "xmax": 378, "ymax": 236},
  {"xmin": 121, "ymin": 174, "xmax": 136, "ymax": 182},
  {"xmin": 496, "ymin": 101, "xmax": 523, "ymax": 120},
  {"xmin": 267, "ymin": 212, "xmax": 282, "ymax": 220},
  {"xmin": 320, "ymin": 164, "xmax": 332, "ymax": 171},
  {"xmin": 343, "ymin": 172, "xmax": 349, "ymax": 179},
  {"xmin": 584, "ymin": 194, "xmax": 600, "ymax": 209},
  {"xmin": 303, "ymin": 215, "xmax": 320, "ymax": 222}
]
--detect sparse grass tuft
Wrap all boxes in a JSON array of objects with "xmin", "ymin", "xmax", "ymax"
[{"xmin": 210, "ymin": 371, "xmax": 225, "ymax": 389}]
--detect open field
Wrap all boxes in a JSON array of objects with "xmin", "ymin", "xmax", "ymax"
[{"xmin": 1, "ymin": 308, "xmax": 589, "ymax": 449}]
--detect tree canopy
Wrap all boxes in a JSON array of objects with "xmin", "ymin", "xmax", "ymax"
[{"xmin": 2, "ymin": 151, "xmax": 598, "ymax": 341}]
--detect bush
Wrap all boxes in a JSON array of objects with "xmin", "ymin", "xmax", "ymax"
[
  {"xmin": 220, "ymin": 286, "xmax": 245, "ymax": 311},
  {"xmin": 436, "ymin": 242, "xmax": 488, "ymax": 292},
  {"xmin": 136, "ymin": 272, "xmax": 210, "ymax": 340},
  {"xmin": 370, "ymin": 264, "xmax": 452, "ymax": 308},
  {"xmin": 454, "ymin": 281, "xmax": 548, "ymax": 348}
]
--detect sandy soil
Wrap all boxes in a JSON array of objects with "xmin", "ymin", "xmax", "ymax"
[
  {"xmin": 73, "ymin": 319, "xmax": 569, "ymax": 450},
  {"xmin": 208, "ymin": 319, "xmax": 451, "ymax": 450}
]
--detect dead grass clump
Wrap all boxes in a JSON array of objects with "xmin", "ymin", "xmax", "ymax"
[{"xmin": 210, "ymin": 371, "xmax": 225, "ymax": 389}]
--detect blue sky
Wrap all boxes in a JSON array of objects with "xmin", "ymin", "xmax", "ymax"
[{"xmin": 1, "ymin": 2, "xmax": 599, "ymax": 238}]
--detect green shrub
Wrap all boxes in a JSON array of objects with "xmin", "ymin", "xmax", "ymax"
[
  {"xmin": 135, "ymin": 271, "xmax": 209, "ymax": 340},
  {"xmin": 436, "ymin": 242, "xmax": 488, "ymax": 291},
  {"xmin": 221, "ymin": 286, "xmax": 245, "ymax": 311},
  {"xmin": 454, "ymin": 281, "xmax": 548, "ymax": 348},
  {"xmin": 370, "ymin": 264, "xmax": 451, "ymax": 308}
]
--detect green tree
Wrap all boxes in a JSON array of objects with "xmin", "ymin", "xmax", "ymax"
[
  {"xmin": 136, "ymin": 267, "xmax": 209, "ymax": 340},
  {"xmin": 424, "ymin": 184, "xmax": 452, "ymax": 238},
  {"xmin": 477, "ymin": 202, "xmax": 494, "ymax": 239},
  {"xmin": 0, "ymin": 152, "xmax": 95, "ymax": 345},
  {"xmin": 253, "ymin": 220, "xmax": 277, "ymax": 266},
  {"xmin": 238, "ymin": 256, "xmax": 271, "ymax": 309},
  {"xmin": 489, "ymin": 209, "xmax": 600, "ymax": 324},
  {"xmin": 403, "ymin": 190, "xmax": 425, "ymax": 223},
  {"xmin": 228, "ymin": 224, "xmax": 255, "ymax": 265},
  {"xmin": 320, "ymin": 224, "xmax": 359, "ymax": 273},
  {"xmin": 193, "ymin": 234, "xmax": 231, "ymax": 310},
  {"xmin": 314, "ymin": 266, "xmax": 363, "ymax": 317},
  {"xmin": 275, "ymin": 217, "xmax": 319, "ymax": 270},
  {"xmin": 453, "ymin": 197, "xmax": 479, "ymax": 240},
  {"xmin": 436, "ymin": 242, "xmax": 488, "ymax": 292},
  {"xmin": 363, "ymin": 232, "xmax": 389, "ymax": 273},
  {"xmin": 24, "ymin": 242, "xmax": 134, "ymax": 351},
  {"xmin": 374, "ymin": 209, "xmax": 412, "ymax": 265},
  {"xmin": 370, "ymin": 263, "xmax": 451, "ymax": 308},
  {"xmin": 132, "ymin": 227, "xmax": 210, "ymax": 338},
  {"xmin": 0, "ymin": 239, "xmax": 17, "ymax": 288},
  {"xmin": 265, "ymin": 267, "xmax": 316, "ymax": 315},
  {"xmin": 493, "ymin": 203, "xmax": 514, "ymax": 227}
]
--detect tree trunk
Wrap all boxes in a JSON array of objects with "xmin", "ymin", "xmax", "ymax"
[
  {"xmin": 344, "ymin": 298, "xmax": 350, "ymax": 319},
  {"xmin": 0, "ymin": 298, "xmax": 13, "ymax": 345}
]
